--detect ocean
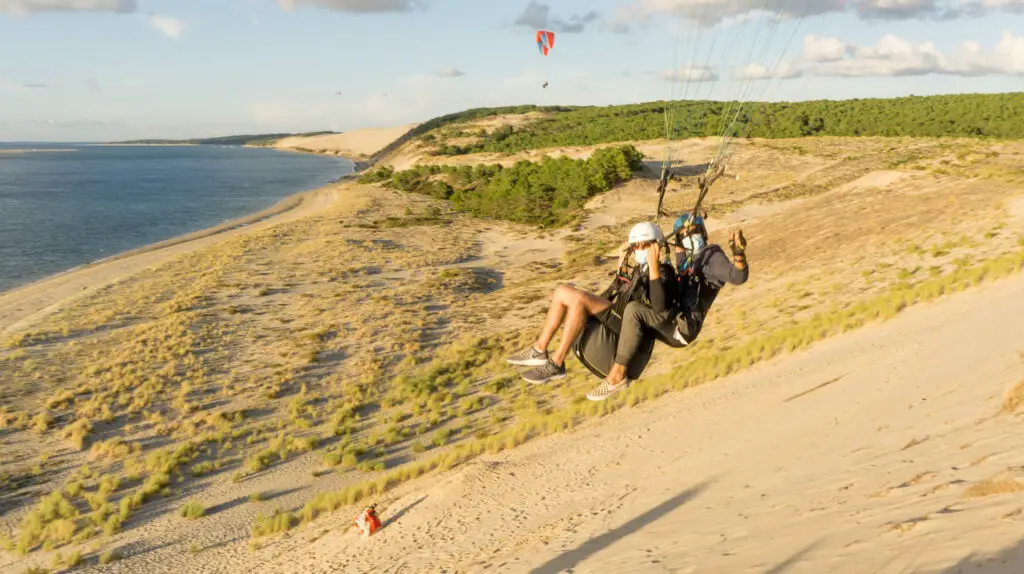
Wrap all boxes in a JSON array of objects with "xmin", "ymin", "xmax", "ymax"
[{"xmin": 0, "ymin": 143, "xmax": 353, "ymax": 294}]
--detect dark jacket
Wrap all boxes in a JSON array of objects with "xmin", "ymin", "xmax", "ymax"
[
  {"xmin": 600, "ymin": 261, "xmax": 678, "ymax": 314},
  {"xmin": 674, "ymin": 244, "xmax": 748, "ymax": 342}
]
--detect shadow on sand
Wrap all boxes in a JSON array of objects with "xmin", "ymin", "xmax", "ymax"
[
  {"xmin": 529, "ymin": 479, "xmax": 714, "ymax": 574},
  {"xmin": 383, "ymin": 495, "xmax": 428, "ymax": 529},
  {"xmin": 765, "ymin": 539, "xmax": 826, "ymax": 574},
  {"xmin": 933, "ymin": 536, "xmax": 1024, "ymax": 574}
]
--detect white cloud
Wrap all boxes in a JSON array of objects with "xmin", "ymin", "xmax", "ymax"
[
  {"xmin": 513, "ymin": 1, "xmax": 602, "ymax": 33},
  {"xmin": 149, "ymin": 13, "xmax": 184, "ymax": 39},
  {"xmin": 515, "ymin": 0, "xmax": 552, "ymax": 29},
  {"xmin": 803, "ymin": 30, "xmax": 1024, "ymax": 77},
  {"xmin": 277, "ymin": 0, "xmax": 421, "ymax": 12},
  {"xmin": 734, "ymin": 62, "xmax": 803, "ymax": 80},
  {"xmin": 613, "ymin": 0, "xmax": 1024, "ymax": 25},
  {"xmin": 855, "ymin": 0, "xmax": 945, "ymax": 19},
  {"xmin": 973, "ymin": 0, "xmax": 1024, "ymax": 7},
  {"xmin": 721, "ymin": 29, "xmax": 1024, "ymax": 79},
  {"xmin": 662, "ymin": 65, "xmax": 718, "ymax": 82},
  {"xmin": 436, "ymin": 67, "xmax": 465, "ymax": 78},
  {"xmin": 616, "ymin": 0, "xmax": 842, "ymax": 26},
  {"xmin": 0, "ymin": 0, "xmax": 135, "ymax": 14},
  {"xmin": 804, "ymin": 35, "xmax": 849, "ymax": 62}
]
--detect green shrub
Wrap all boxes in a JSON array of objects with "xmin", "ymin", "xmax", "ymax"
[
  {"xmin": 371, "ymin": 145, "xmax": 645, "ymax": 227},
  {"xmin": 178, "ymin": 501, "xmax": 205, "ymax": 520}
]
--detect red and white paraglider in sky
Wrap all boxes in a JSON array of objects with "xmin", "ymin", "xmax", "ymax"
[{"xmin": 536, "ymin": 29, "xmax": 555, "ymax": 88}]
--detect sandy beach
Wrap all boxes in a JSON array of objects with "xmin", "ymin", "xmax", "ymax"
[
  {"xmin": 2, "ymin": 118, "xmax": 1023, "ymax": 574},
  {"xmin": 0, "ymin": 183, "xmax": 340, "ymax": 340},
  {"xmin": 268, "ymin": 124, "xmax": 419, "ymax": 159}
]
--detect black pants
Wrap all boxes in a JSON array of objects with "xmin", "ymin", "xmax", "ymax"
[{"xmin": 614, "ymin": 301, "xmax": 682, "ymax": 366}]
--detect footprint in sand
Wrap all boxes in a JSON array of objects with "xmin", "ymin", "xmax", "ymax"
[
  {"xmin": 871, "ymin": 471, "xmax": 940, "ymax": 499},
  {"xmin": 920, "ymin": 482, "xmax": 952, "ymax": 498},
  {"xmin": 901, "ymin": 436, "xmax": 929, "ymax": 451},
  {"xmin": 885, "ymin": 504, "xmax": 962, "ymax": 534},
  {"xmin": 885, "ymin": 515, "xmax": 929, "ymax": 533},
  {"xmin": 897, "ymin": 471, "xmax": 938, "ymax": 488},
  {"xmin": 1001, "ymin": 508, "xmax": 1023, "ymax": 522}
]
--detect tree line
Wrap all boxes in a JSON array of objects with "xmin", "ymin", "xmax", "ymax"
[
  {"xmin": 359, "ymin": 145, "xmax": 644, "ymax": 227},
  {"xmin": 421, "ymin": 93, "xmax": 1024, "ymax": 156}
]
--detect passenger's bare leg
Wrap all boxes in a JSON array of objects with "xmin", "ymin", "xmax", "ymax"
[
  {"xmin": 535, "ymin": 285, "xmax": 572, "ymax": 353},
  {"xmin": 548, "ymin": 288, "xmax": 611, "ymax": 366}
]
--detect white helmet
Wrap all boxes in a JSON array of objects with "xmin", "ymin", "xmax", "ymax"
[{"xmin": 628, "ymin": 222, "xmax": 663, "ymax": 246}]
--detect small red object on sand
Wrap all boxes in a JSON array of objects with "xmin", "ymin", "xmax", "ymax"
[{"xmin": 354, "ymin": 505, "xmax": 382, "ymax": 538}]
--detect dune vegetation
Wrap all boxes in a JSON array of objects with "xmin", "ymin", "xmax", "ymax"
[
  {"xmin": 405, "ymin": 93, "xmax": 1024, "ymax": 158},
  {"xmin": 359, "ymin": 144, "xmax": 645, "ymax": 226},
  {"xmin": 1, "ymin": 96, "xmax": 1023, "ymax": 570}
]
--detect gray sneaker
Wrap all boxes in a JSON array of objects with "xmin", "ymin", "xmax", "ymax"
[
  {"xmin": 521, "ymin": 360, "xmax": 567, "ymax": 385},
  {"xmin": 506, "ymin": 345, "xmax": 549, "ymax": 367}
]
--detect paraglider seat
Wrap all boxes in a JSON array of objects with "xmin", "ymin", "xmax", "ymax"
[{"xmin": 572, "ymin": 313, "xmax": 655, "ymax": 381}]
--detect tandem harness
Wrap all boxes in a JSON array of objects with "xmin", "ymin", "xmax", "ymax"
[
  {"xmin": 672, "ymin": 245, "xmax": 725, "ymax": 347},
  {"xmin": 571, "ymin": 263, "xmax": 656, "ymax": 381}
]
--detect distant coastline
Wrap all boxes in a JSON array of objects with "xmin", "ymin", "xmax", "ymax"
[
  {"xmin": 0, "ymin": 144, "xmax": 354, "ymax": 295},
  {"xmin": 86, "ymin": 143, "xmax": 200, "ymax": 147},
  {"xmin": 107, "ymin": 130, "xmax": 338, "ymax": 147},
  {"xmin": 0, "ymin": 148, "xmax": 79, "ymax": 154}
]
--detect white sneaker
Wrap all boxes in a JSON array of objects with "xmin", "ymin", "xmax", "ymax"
[{"xmin": 586, "ymin": 378, "xmax": 631, "ymax": 401}]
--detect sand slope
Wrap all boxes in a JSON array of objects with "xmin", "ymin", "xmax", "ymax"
[
  {"xmin": 249, "ymin": 270, "xmax": 1024, "ymax": 574},
  {"xmin": 2, "ymin": 135, "xmax": 1023, "ymax": 574},
  {"xmin": 272, "ymin": 124, "xmax": 419, "ymax": 159}
]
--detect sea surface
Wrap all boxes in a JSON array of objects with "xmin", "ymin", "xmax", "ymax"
[{"xmin": 0, "ymin": 143, "xmax": 353, "ymax": 293}]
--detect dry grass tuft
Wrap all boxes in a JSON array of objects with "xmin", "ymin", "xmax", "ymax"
[
  {"xmin": 178, "ymin": 501, "xmax": 206, "ymax": 520},
  {"xmin": 99, "ymin": 548, "xmax": 121, "ymax": 564},
  {"xmin": 963, "ymin": 475, "xmax": 1024, "ymax": 499},
  {"xmin": 1000, "ymin": 379, "xmax": 1024, "ymax": 414}
]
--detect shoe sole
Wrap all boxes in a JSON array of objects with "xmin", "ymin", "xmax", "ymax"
[
  {"xmin": 506, "ymin": 358, "xmax": 549, "ymax": 367},
  {"xmin": 522, "ymin": 372, "xmax": 567, "ymax": 385}
]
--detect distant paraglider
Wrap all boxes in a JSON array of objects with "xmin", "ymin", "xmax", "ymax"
[
  {"xmin": 536, "ymin": 29, "xmax": 555, "ymax": 89},
  {"xmin": 536, "ymin": 29, "xmax": 555, "ymax": 56}
]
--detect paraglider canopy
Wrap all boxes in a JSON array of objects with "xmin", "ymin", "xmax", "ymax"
[{"xmin": 536, "ymin": 30, "xmax": 555, "ymax": 56}]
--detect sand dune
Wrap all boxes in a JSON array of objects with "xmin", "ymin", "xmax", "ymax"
[
  {"xmin": 255, "ymin": 268, "xmax": 1024, "ymax": 574},
  {"xmin": 271, "ymin": 124, "xmax": 419, "ymax": 159},
  {"xmin": 2, "ymin": 132, "xmax": 1023, "ymax": 574}
]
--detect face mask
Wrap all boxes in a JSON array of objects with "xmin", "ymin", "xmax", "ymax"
[
  {"xmin": 682, "ymin": 234, "xmax": 706, "ymax": 254},
  {"xmin": 633, "ymin": 249, "xmax": 648, "ymax": 266}
]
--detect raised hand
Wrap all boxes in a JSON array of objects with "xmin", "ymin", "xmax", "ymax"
[{"xmin": 729, "ymin": 229, "xmax": 746, "ymax": 258}]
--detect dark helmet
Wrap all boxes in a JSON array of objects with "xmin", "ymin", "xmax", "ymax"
[{"xmin": 672, "ymin": 212, "xmax": 707, "ymax": 240}]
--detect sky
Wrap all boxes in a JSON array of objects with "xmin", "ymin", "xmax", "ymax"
[{"xmin": 0, "ymin": 0, "xmax": 1022, "ymax": 141}]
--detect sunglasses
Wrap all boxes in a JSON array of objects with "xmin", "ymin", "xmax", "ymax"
[{"xmin": 631, "ymin": 240, "xmax": 657, "ymax": 249}]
